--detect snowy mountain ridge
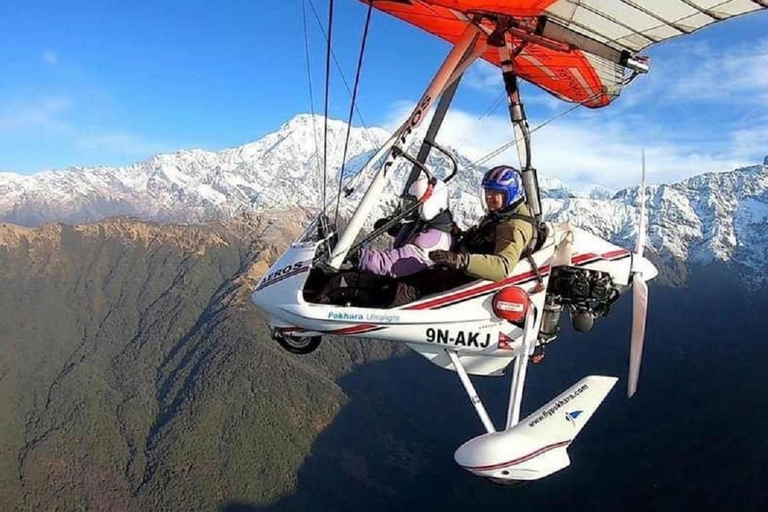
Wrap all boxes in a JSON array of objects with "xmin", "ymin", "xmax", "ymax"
[{"xmin": 1, "ymin": 113, "xmax": 767, "ymax": 283}]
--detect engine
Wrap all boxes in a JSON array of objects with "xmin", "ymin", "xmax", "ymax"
[{"xmin": 539, "ymin": 266, "xmax": 621, "ymax": 342}]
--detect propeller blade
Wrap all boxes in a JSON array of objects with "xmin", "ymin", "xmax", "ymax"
[
  {"xmin": 628, "ymin": 273, "xmax": 648, "ymax": 398},
  {"xmin": 635, "ymin": 149, "xmax": 647, "ymax": 257}
]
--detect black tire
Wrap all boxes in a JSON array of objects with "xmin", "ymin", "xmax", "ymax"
[{"xmin": 274, "ymin": 333, "xmax": 322, "ymax": 355}]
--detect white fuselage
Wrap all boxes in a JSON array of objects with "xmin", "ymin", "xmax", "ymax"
[{"xmin": 251, "ymin": 221, "xmax": 650, "ymax": 376}]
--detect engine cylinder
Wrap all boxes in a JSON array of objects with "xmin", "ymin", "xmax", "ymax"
[{"xmin": 539, "ymin": 301, "xmax": 563, "ymax": 342}]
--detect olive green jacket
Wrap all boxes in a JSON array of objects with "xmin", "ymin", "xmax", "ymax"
[{"xmin": 463, "ymin": 203, "xmax": 535, "ymax": 282}]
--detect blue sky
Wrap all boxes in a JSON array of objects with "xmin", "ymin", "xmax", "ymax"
[{"xmin": 1, "ymin": 1, "xmax": 766, "ymax": 189}]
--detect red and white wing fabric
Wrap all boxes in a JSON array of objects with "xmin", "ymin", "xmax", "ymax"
[{"xmin": 363, "ymin": 1, "xmax": 767, "ymax": 108}]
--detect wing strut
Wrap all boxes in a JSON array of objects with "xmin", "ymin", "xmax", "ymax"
[
  {"xmin": 505, "ymin": 306, "xmax": 537, "ymax": 428},
  {"xmin": 327, "ymin": 21, "xmax": 482, "ymax": 269},
  {"xmin": 493, "ymin": 24, "xmax": 542, "ymax": 222},
  {"xmin": 403, "ymin": 75, "xmax": 462, "ymax": 193}
]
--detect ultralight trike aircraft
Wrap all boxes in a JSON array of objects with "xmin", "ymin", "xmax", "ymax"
[{"xmin": 252, "ymin": 0, "xmax": 766, "ymax": 484}]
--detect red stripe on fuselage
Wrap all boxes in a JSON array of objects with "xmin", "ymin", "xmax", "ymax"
[
  {"xmin": 463, "ymin": 440, "xmax": 571, "ymax": 472},
  {"xmin": 405, "ymin": 249, "xmax": 629, "ymax": 311},
  {"xmin": 291, "ymin": 249, "xmax": 631, "ymax": 334}
]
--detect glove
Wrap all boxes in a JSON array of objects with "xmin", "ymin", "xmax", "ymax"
[
  {"xmin": 373, "ymin": 217, "xmax": 389, "ymax": 231},
  {"xmin": 373, "ymin": 217, "xmax": 400, "ymax": 237},
  {"xmin": 429, "ymin": 250, "xmax": 469, "ymax": 270},
  {"xmin": 343, "ymin": 246, "xmax": 363, "ymax": 269}
]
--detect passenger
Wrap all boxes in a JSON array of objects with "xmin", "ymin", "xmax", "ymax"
[
  {"xmin": 359, "ymin": 175, "xmax": 453, "ymax": 278},
  {"xmin": 430, "ymin": 165, "xmax": 535, "ymax": 281},
  {"xmin": 317, "ymin": 175, "xmax": 454, "ymax": 306}
]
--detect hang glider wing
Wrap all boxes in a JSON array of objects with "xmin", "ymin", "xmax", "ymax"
[{"xmin": 364, "ymin": 1, "xmax": 767, "ymax": 108}]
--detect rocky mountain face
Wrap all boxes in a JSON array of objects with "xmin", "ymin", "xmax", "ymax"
[
  {"xmin": 2, "ymin": 114, "xmax": 767, "ymax": 285},
  {"xmin": 0, "ymin": 115, "xmax": 389, "ymax": 226}
]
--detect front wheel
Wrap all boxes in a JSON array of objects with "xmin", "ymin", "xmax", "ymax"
[{"xmin": 273, "ymin": 332, "xmax": 322, "ymax": 355}]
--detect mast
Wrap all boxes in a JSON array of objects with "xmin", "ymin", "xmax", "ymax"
[
  {"xmin": 403, "ymin": 76, "xmax": 462, "ymax": 192},
  {"xmin": 401, "ymin": 30, "xmax": 486, "ymax": 193},
  {"xmin": 491, "ymin": 25, "xmax": 542, "ymax": 221},
  {"xmin": 327, "ymin": 22, "xmax": 482, "ymax": 269}
]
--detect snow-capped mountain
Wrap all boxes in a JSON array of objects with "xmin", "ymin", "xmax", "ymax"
[
  {"xmin": 0, "ymin": 115, "xmax": 391, "ymax": 226},
  {"xmin": 1, "ymin": 114, "xmax": 767, "ymax": 283},
  {"xmin": 543, "ymin": 164, "xmax": 768, "ymax": 283}
]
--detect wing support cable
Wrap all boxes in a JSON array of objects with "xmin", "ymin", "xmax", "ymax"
[
  {"xmin": 300, "ymin": 0, "xmax": 324, "ymax": 210},
  {"xmin": 319, "ymin": 0, "xmax": 335, "ymax": 238},
  {"xmin": 334, "ymin": 0, "xmax": 374, "ymax": 225},
  {"xmin": 307, "ymin": 0, "xmax": 378, "ymax": 148}
]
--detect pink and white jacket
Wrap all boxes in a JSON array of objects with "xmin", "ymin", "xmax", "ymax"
[{"xmin": 359, "ymin": 223, "xmax": 452, "ymax": 278}]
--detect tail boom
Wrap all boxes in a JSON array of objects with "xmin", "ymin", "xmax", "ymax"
[{"xmin": 454, "ymin": 375, "xmax": 617, "ymax": 481}]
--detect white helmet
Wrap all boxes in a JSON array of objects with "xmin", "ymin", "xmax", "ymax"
[{"xmin": 407, "ymin": 175, "xmax": 449, "ymax": 221}]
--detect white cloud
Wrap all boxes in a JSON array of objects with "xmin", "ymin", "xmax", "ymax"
[
  {"xmin": 381, "ymin": 99, "xmax": 415, "ymax": 132},
  {"xmin": 667, "ymin": 41, "xmax": 768, "ymax": 104},
  {"xmin": 0, "ymin": 97, "xmax": 71, "ymax": 131},
  {"xmin": 0, "ymin": 95, "xmax": 167, "ymax": 167},
  {"xmin": 629, "ymin": 38, "xmax": 768, "ymax": 108},
  {"xmin": 42, "ymin": 50, "xmax": 59, "ymax": 67},
  {"xmin": 526, "ymin": 119, "xmax": 752, "ymax": 190},
  {"xmin": 464, "ymin": 61, "xmax": 502, "ymax": 92},
  {"xmin": 381, "ymin": 100, "xmax": 764, "ymax": 191}
]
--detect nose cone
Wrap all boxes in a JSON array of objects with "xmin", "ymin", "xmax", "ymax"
[
  {"xmin": 251, "ymin": 280, "xmax": 279, "ymax": 316},
  {"xmin": 251, "ymin": 289, "xmax": 265, "ymax": 309},
  {"xmin": 454, "ymin": 431, "xmax": 513, "ymax": 470},
  {"xmin": 633, "ymin": 254, "xmax": 658, "ymax": 281}
]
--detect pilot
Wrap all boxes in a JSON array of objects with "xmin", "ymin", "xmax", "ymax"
[{"xmin": 430, "ymin": 165, "xmax": 535, "ymax": 281}]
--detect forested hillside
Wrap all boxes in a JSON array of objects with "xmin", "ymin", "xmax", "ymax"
[{"xmin": 1, "ymin": 218, "xmax": 766, "ymax": 511}]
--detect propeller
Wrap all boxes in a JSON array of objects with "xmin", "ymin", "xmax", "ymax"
[{"xmin": 628, "ymin": 150, "xmax": 649, "ymax": 398}]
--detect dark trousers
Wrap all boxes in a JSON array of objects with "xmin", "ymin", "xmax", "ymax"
[
  {"xmin": 317, "ymin": 271, "xmax": 395, "ymax": 308},
  {"xmin": 318, "ymin": 267, "xmax": 475, "ymax": 308},
  {"xmin": 391, "ymin": 267, "xmax": 475, "ymax": 306}
]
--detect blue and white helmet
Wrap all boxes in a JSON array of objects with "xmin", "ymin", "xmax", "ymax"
[{"xmin": 481, "ymin": 165, "xmax": 525, "ymax": 209}]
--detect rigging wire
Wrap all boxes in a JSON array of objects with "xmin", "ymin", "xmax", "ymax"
[
  {"xmin": 334, "ymin": 0, "xmax": 374, "ymax": 224},
  {"xmin": 475, "ymin": 65, "xmax": 642, "ymax": 169},
  {"xmin": 321, "ymin": 0, "xmax": 335, "ymax": 218},
  {"xmin": 470, "ymin": 56, "xmax": 646, "ymax": 168},
  {"xmin": 307, "ymin": 0, "xmax": 378, "ymax": 149},
  {"xmin": 472, "ymin": 89, "xmax": 605, "ymax": 168},
  {"xmin": 450, "ymin": 90, "xmax": 507, "ymax": 152},
  {"xmin": 301, "ymin": 0, "xmax": 323, "ymax": 210}
]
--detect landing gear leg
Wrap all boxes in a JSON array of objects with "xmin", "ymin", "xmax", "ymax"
[{"xmin": 446, "ymin": 350, "xmax": 496, "ymax": 434}]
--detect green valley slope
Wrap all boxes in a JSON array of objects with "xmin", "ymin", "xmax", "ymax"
[{"xmin": 0, "ymin": 216, "xmax": 400, "ymax": 510}]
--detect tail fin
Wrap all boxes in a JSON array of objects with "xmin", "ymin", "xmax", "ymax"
[
  {"xmin": 454, "ymin": 376, "xmax": 618, "ymax": 481},
  {"xmin": 520, "ymin": 375, "xmax": 617, "ymax": 441}
]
